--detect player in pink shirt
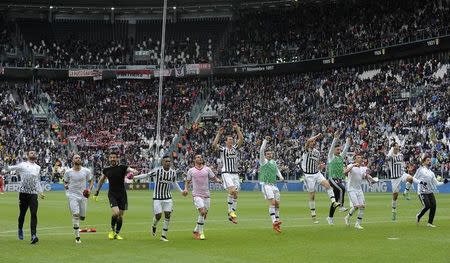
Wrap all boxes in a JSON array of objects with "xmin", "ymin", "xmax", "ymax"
[{"xmin": 183, "ymin": 154, "xmax": 222, "ymax": 240}]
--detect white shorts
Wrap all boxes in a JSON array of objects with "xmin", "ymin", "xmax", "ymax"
[
  {"xmin": 261, "ymin": 183, "xmax": 280, "ymax": 201},
  {"xmin": 67, "ymin": 195, "xmax": 87, "ymax": 217},
  {"xmin": 391, "ymin": 173, "xmax": 410, "ymax": 193},
  {"xmin": 348, "ymin": 190, "xmax": 365, "ymax": 207},
  {"xmin": 193, "ymin": 196, "xmax": 210, "ymax": 210},
  {"xmin": 153, "ymin": 199, "xmax": 173, "ymax": 214},
  {"xmin": 304, "ymin": 172, "xmax": 326, "ymax": 193},
  {"xmin": 222, "ymin": 173, "xmax": 240, "ymax": 190}
]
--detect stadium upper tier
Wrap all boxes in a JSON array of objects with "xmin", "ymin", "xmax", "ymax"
[{"xmin": 0, "ymin": 0, "xmax": 449, "ymax": 68}]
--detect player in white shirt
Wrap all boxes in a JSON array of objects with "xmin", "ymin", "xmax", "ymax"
[
  {"xmin": 5, "ymin": 150, "xmax": 44, "ymax": 244},
  {"xmin": 413, "ymin": 156, "xmax": 448, "ymax": 227},
  {"xmin": 343, "ymin": 154, "xmax": 377, "ymax": 229},
  {"xmin": 63, "ymin": 154, "xmax": 94, "ymax": 244}
]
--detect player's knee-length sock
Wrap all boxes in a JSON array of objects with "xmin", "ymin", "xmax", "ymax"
[
  {"xmin": 162, "ymin": 218, "xmax": 170, "ymax": 237},
  {"xmin": 116, "ymin": 217, "xmax": 123, "ymax": 234},
  {"xmin": 111, "ymin": 216, "xmax": 117, "ymax": 231},
  {"xmin": 356, "ymin": 208, "xmax": 364, "ymax": 225}
]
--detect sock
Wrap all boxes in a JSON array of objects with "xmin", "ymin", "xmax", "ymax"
[
  {"xmin": 197, "ymin": 215, "xmax": 205, "ymax": 233},
  {"xmin": 357, "ymin": 208, "xmax": 365, "ymax": 225},
  {"xmin": 405, "ymin": 182, "xmax": 412, "ymax": 191},
  {"xmin": 227, "ymin": 195, "xmax": 233, "ymax": 213},
  {"xmin": 116, "ymin": 217, "xmax": 123, "ymax": 234},
  {"xmin": 329, "ymin": 203, "xmax": 337, "ymax": 218},
  {"xmin": 392, "ymin": 200, "xmax": 397, "ymax": 212},
  {"xmin": 327, "ymin": 188, "xmax": 336, "ymax": 203},
  {"xmin": 309, "ymin": 201, "xmax": 316, "ymax": 217},
  {"xmin": 275, "ymin": 207, "xmax": 280, "ymax": 221},
  {"xmin": 162, "ymin": 218, "xmax": 170, "ymax": 237},
  {"xmin": 348, "ymin": 207, "xmax": 356, "ymax": 217},
  {"xmin": 269, "ymin": 205, "xmax": 276, "ymax": 223},
  {"xmin": 152, "ymin": 216, "xmax": 160, "ymax": 228},
  {"xmin": 111, "ymin": 216, "xmax": 117, "ymax": 231},
  {"xmin": 72, "ymin": 216, "xmax": 80, "ymax": 238},
  {"xmin": 231, "ymin": 198, "xmax": 238, "ymax": 212}
]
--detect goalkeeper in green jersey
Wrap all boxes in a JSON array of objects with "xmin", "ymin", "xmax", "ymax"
[{"xmin": 326, "ymin": 130, "xmax": 351, "ymax": 225}]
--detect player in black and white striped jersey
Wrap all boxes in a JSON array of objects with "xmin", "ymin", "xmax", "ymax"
[
  {"xmin": 212, "ymin": 122, "xmax": 244, "ymax": 224},
  {"xmin": 301, "ymin": 133, "xmax": 340, "ymax": 224},
  {"xmin": 133, "ymin": 156, "xmax": 185, "ymax": 241},
  {"xmin": 386, "ymin": 142, "xmax": 421, "ymax": 221}
]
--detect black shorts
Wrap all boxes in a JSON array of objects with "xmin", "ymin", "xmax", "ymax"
[{"xmin": 108, "ymin": 192, "xmax": 128, "ymax": 210}]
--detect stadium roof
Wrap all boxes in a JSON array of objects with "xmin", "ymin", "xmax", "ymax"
[
  {"xmin": 0, "ymin": 0, "xmax": 310, "ymax": 8},
  {"xmin": 0, "ymin": 0, "xmax": 324, "ymax": 18}
]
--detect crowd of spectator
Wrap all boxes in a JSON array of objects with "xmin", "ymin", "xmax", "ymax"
[
  {"xmin": 33, "ymin": 78, "xmax": 206, "ymax": 175},
  {"xmin": 0, "ymin": 82, "xmax": 67, "ymax": 183},
  {"xmin": 2, "ymin": 0, "xmax": 449, "ymax": 68},
  {"xmin": 134, "ymin": 37, "xmax": 214, "ymax": 67},
  {"xmin": 219, "ymin": 0, "xmax": 450, "ymax": 65},
  {"xmin": 1, "ymin": 58, "xmax": 449, "ymax": 182},
  {"xmin": 177, "ymin": 59, "xmax": 450, "ymax": 179}
]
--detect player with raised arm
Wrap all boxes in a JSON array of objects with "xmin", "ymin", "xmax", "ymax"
[
  {"xmin": 343, "ymin": 154, "xmax": 377, "ymax": 229},
  {"xmin": 326, "ymin": 131, "xmax": 351, "ymax": 225},
  {"xmin": 183, "ymin": 153, "xmax": 222, "ymax": 240},
  {"xmin": 93, "ymin": 152, "xmax": 138, "ymax": 240},
  {"xmin": 63, "ymin": 154, "xmax": 94, "ymax": 244},
  {"xmin": 5, "ymin": 150, "xmax": 44, "ymax": 244},
  {"xmin": 259, "ymin": 136, "xmax": 285, "ymax": 233},
  {"xmin": 302, "ymin": 133, "xmax": 340, "ymax": 224},
  {"xmin": 212, "ymin": 122, "xmax": 244, "ymax": 224},
  {"xmin": 386, "ymin": 141, "xmax": 422, "ymax": 221},
  {"xmin": 133, "ymin": 155, "xmax": 185, "ymax": 241}
]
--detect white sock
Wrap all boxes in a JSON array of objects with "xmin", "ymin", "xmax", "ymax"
[
  {"xmin": 309, "ymin": 201, "xmax": 316, "ymax": 217},
  {"xmin": 275, "ymin": 207, "xmax": 280, "ymax": 221},
  {"xmin": 153, "ymin": 216, "xmax": 160, "ymax": 228},
  {"xmin": 227, "ymin": 195, "xmax": 233, "ymax": 213},
  {"xmin": 197, "ymin": 215, "xmax": 205, "ymax": 233},
  {"xmin": 348, "ymin": 207, "xmax": 356, "ymax": 217},
  {"xmin": 405, "ymin": 182, "xmax": 412, "ymax": 191},
  {"xmin": 72, "ymin": 216, "xmax": 80, "ymax": 238},
  {"xmin": 162, "ymin": 218, "xmax": 170, "ymax": 237},
  {"xmin": 327, "ymin": 188, "xmax": 336, "ymax": 203},
  {"xmin": 269, "ymin": 205, "xmax": 276, "ymax": 223},
  {"xmin": 357, "ymin": 208, "xmax": 365, "ymax": 225},
  {"xmin": 231, "ymin": 198, "xmax": 238, "ymax": 212},
  {"xmin": 392, "ymin": 200, "xmax": 397, "ymax": 212}
]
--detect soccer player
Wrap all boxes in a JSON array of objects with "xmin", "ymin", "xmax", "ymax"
[
  {"xmin": 212, "ymin": 122, "xmax": 243, "ymax": 224},
  {"xmin": 5, "ymin": 150, "xmax": 44, "ymax": 244},
  {"xmin": 259, "ymin": 136, "xmax": 284, "ymax": 233},
  {"xmin": 343, "ymin": 154, "xmax": 376, "ymax": 229},
  {"xmin": 63, "ymin": 154, "xmax": 94, "ymax": 244},
  {"xmin": 183, "ymin": 153, "xmax": 222, "ymax": 240},
  {"xmin": 386, "ymin": 142, "xmax": 421, "ymax": 221},
  {"xmin": 133, "ymin": 155, "xmax": 184, "ymax": 241},
  {"xmin": 326, "ymin": 131, "xmax": 351, "ymax": 225},
  {"xmin": 301, "ymin": 133, "xmax": 340, "ymax": 224},
  {"xmin": 93, "ymin": 152, "xmax": 138, "ymax": 240},
  {"xmin": 414, "ymin": 156, "xmax": 448, "ymax": 227}
]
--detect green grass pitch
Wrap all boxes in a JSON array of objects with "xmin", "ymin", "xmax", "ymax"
[{"xmin": 0, "ymin": 191, "xmax": 449, "ymax": 263}]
